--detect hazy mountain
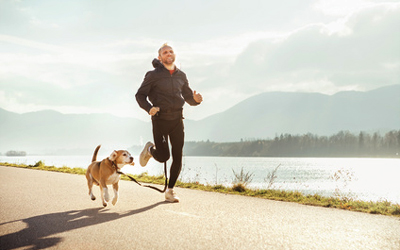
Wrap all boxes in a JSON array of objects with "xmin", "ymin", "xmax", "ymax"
[
  {"xmin": 184, "ymin": 84, "xmax": 400, "ymax": 141},
  {"xmin": 1, "ymin": 85, "xmax": 399, "ymax": 155},
  {"xmin": 0, "ymin": 109, "xmax": 152, "ymax": 155}
]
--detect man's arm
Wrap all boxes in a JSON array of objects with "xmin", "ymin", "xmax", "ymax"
[
  {"xmin": 182, "ymin": 78, "xmax": 203, "ymax": 105},
  {"xmin": 135, "ymin": 72, "xmax": 154, "ymax": 113}
]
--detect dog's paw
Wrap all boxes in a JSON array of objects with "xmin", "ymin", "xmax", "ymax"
[
  {"xmin": 112, "ymin": 198, "xmax": 118, "ymax": 206},
  {"xmin": 90, "ymin": 194, "xmax": 96, "ymax": 200}
]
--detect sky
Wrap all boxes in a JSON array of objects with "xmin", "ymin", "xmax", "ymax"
[{"xmin": 0, "ymin": 0, "xmax": 399, "ymax": 121}]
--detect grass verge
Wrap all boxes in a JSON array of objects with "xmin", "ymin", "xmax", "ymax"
[{"xmin": 1, "ymin": 161, "xmax": 399, "ymax": 217}]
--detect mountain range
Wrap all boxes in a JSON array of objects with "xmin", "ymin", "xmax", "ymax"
[{"xmin": 1, "ymin": 85, "xmax": 399, "ymax": 155}]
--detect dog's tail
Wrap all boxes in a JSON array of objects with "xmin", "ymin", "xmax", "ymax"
[{"xmin": 92, "ymin": 145, "xmax": 101, "ymax": 162}]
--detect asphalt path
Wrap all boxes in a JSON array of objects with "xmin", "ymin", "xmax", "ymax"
[{"xmin": 0, "ymin": 166, "xmax": 399, "ymax": 250}]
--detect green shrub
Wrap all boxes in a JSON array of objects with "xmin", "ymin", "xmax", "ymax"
[
  {"xmin": 212, "ymin": 184, "xmax": 225, "ymax": 190},
  {"xmin": 31, "ymin": 160, "xmax": 45, "ymax": 168},
  {"xmin": 232, "ymin": 183, "xmax": 247, "ymax": 192},
  {"xmin": 232, "ymin": 167, "xmax": 253, "ymax": 185},
  {"xmin": 391, "ymin": 205, "xmax": 400, "ymax": 215}
]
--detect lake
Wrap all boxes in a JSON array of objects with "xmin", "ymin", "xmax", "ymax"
[{"xmin": 1, "ymin": 155, "xmax": 399, "ymax": 204}]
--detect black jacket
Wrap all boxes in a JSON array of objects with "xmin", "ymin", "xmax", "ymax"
[{"xmin": 136, "ymin": 59, "xmax": 199, "ymax": 120}]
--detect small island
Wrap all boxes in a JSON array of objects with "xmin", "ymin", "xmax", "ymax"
[{"xmin": 5, "ymin": 151, "xmax": 27, "ymax": 157}]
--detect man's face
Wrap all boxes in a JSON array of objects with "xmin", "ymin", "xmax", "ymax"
[{"xmin": 158, "ymin": 46, "xmax": 175, "ymax": 65}]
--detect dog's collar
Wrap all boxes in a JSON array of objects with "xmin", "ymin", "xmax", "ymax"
[
  {"xmin": 111, "ymin": 160, "xmax": 120, "ymax": 171},
  {"xmin": 106, "ymin": 157, "xmax": 120, "ymax": 171}
]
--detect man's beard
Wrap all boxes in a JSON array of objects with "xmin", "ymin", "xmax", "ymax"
[{"xmin": 162, "ymin": 56, "xmax": 175, "ymax": 65}]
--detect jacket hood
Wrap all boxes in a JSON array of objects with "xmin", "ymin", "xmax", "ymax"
[
  {"xmin": 152, "ymin": 58, "xmax": 163, "ymax": 68},
  {"xmin": 152, "ymin": 58, "xmax": 178, "ymax": 72}
]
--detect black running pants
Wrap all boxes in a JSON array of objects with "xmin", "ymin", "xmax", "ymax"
[{"xmin": 150, "ymin": 118, "xmax": 184, "ymax": 189}]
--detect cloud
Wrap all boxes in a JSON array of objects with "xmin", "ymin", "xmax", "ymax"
[
  {"xmin": 1, "ymin": 0, "xmax": 318, "ymax": 43},
  {"xmin": 1, "ymin": 1, "xmax": 399, "ymax": 120},
  {"xmin": 222, "ymin": 3, "xmax": 400, "ymax": 94},
  {"xmin": 312, "ymin": 0, "xmax": 399, "ymax": 16},
  {"xmin": 0, "ymin": 34, "xmax": 150, "ymax": 118}
]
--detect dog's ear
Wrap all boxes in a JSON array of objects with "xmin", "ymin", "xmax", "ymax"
[{"xmin": 109, "ymin": 151, "xmax": 118, "ymax": 161}]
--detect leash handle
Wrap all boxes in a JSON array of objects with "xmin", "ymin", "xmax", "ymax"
[{"xmin": 117, "ymin": 161, "xmax": 168, "ymax": 193}]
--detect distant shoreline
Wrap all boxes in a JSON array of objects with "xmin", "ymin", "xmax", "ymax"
[{"xmin": 1, "ymin": 130, "xmax": 399, "ymax": 158}]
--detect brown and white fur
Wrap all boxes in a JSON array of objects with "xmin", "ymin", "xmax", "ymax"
[{"xmin": 86, "ymin": 145, "xmax": 134, "ymax": 207}]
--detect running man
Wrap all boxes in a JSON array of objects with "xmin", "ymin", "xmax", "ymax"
[{"xmin": 135, "ymin": 43, "xmax": 203, "ymax": 202}]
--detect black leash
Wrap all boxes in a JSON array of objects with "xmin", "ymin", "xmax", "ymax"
[{"xmin": 116, "ymin": 161, "xmax": 168, "ymax": 193}]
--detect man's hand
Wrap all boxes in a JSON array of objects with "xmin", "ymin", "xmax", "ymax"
[
  {"xmin": 193, "ymin": 90, "xmax": 203, "ymax": 104},
  {"xmin": 149, "ymin": 107, "xmax": 160, "ymax": 116}
]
